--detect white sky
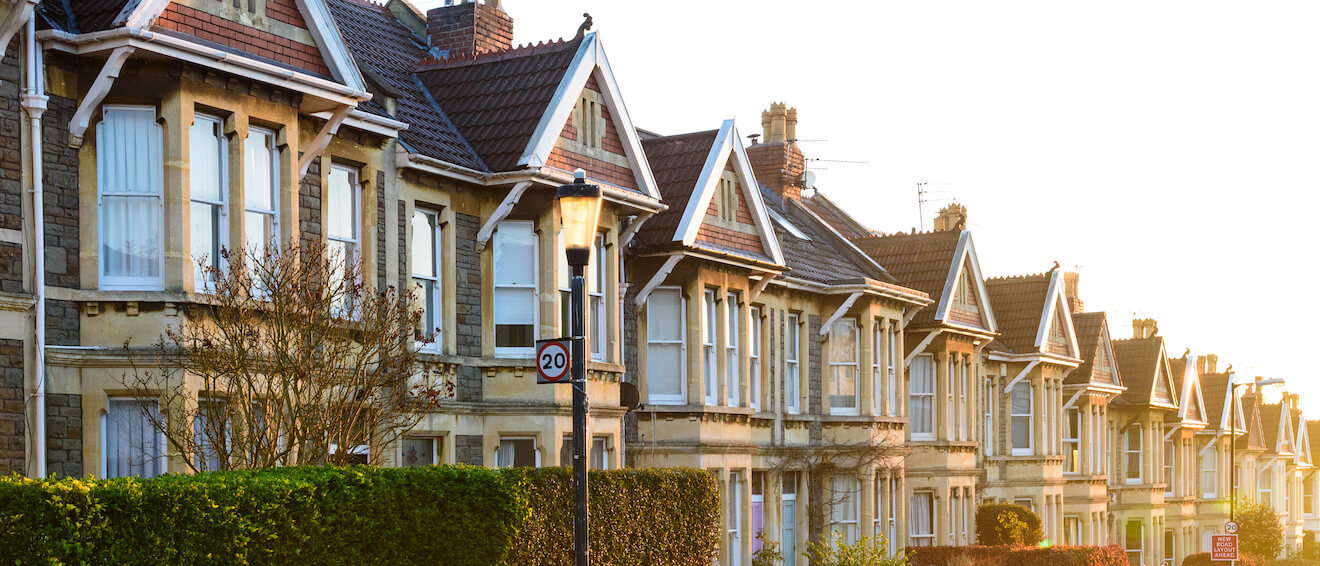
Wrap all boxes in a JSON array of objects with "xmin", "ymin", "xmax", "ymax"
[{"xmin": 416, "ymin": 1, "xmax": 1320, "ymax": 414}]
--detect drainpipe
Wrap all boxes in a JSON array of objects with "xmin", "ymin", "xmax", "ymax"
[{"xmin": 22, "ymin": 16, "xmax": 49, "ymax": 478}]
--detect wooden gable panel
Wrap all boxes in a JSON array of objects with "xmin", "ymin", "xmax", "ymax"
[{"xmin": 155, "ymin": 1, "xmax": 331, "ymax": 76}]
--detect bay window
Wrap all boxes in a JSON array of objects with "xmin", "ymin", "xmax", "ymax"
[
  {"xmin": 104, "ymin": 398, "xmax": 165, "ymax": 478},
  {"xmin": 830, "ymin": 475, "xmax": 860, "ymax": 545},
  {"xmin": 243, "ymin": 126, "xmax": 279, "ymax": 263},
  {"xmin": 98, "ymin": 106, "xmax": 164, "ymax": 289},
  {"xmin": 910, "ymin": 491, "xmax": 934, "ymax": 547},
  {"xmin": 1011, "ymin": 383, "xmax": 1033, "ymax": 455},
  {"xmin": 1201, "ymin": 446, "xmax": 1218, "ymax": 498},
  {"xmin": 749, "ymin": 307, "xmax": 761, "ymax": 411},
  {"xmin": 590, "ymin": 234, "xmax": 607, "ymax": 361},
  {"xmin": 911, "ymin": 355, "xmax": 935, "ymax": 439},
  {"xmin": 1063, "ymin": 407, "xmax": 1079, "ymax": 473},
  {"xmin": 645, "ymin": 287, "xmax": 685, "ymax": 405},
  {"xmin": 411, "ymin": 208, "xmax": 441, "ymax": 347},
  {"xmin": 727, "ymin": 292, "xmax": 741, "ymax": 407},
  {"xmin": 1126, "ymin": 425, "xmax": 1143, "ymax": 483},
  {"xmin": 828, "ymin": 318, "xmax": 859, "ymax": 415},
  {"xmin": 189, "ymin": 113, "xmax": 227, "ymax": 291},
  {"xmin": 785, "ymin": 314, "xmax": 800, "ymax": 414},
  {"xmin": 703, "ymin": 289, "xmax": 718, "ymax": 405},
  {"xmin": 493, "ymin": 220, "xmax": 537, "ymax": 356},
  {"xmin": 327, "ymin": 164, "xmax": 361, "ymax": 313}
]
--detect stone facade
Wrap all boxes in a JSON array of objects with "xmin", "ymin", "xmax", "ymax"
[
  {"xmin": 299, "ymin": 156, "xmax": 322, "ymax": 245},
  {"xmin": 44, "ymin": 393, "xmax": 82, "ymax": 478},
  {"xmin": 0, "ymin": 339, "xmax": 22, "ymax": 474},
  {"xmin": 0, "ymin": 43, "xmax": 20, "ymax": 232},
  {"xmin": 455, "ymin": 434, "xmax": 484, "ymax": 466},
  {"xmin": 45, "ymin": 299, "xmax": 78, "ymax": 346},
  {"xmin": 454, "ymin": 212, "xmax": 481, "ymax": 357}
]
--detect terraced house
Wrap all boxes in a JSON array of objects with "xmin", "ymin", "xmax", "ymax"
[{"xmin": 4, "ymin": 2, "xmax": 1320, "ymax": 565}]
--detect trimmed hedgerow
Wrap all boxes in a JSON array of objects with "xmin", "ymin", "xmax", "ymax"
[
  {"xmin": 974, "ymin": 502, "xmax": 1043, "ymax": 546},
  {"xmin": 507, "ymin": 466, "xmax": 721, "ymax": 566},
  {"xmin": 1183, "ymin": 552, "xmax": 1265, "ymax": 566},
  {"xmin": 0, "ymin": 465, "xmax": 719, "ymax": 565},
  {"xmin": 907, "ymin": 544, "xmax": 1128, "ymax": 566}
]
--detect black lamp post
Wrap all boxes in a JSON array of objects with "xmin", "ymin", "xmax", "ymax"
[
  {"xmin": 1230, "ymin": 376, "xmax": 1284, "ymax": 523},
  {"xmin": 557, "ymin": 168, "xmax": 602, "ymax": 566}
]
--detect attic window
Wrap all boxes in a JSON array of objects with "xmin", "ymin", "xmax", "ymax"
[{"xmin": 576, "ymin": 95, "xmax": 603, "ymax": 150}]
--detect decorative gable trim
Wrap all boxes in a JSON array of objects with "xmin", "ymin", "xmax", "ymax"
[
  {"xmin": 1095, "ymin": 324, "xmax": 1123, "ymax": 387},
  {"xmin": 1034, "ymin": 271, "xmax": 1080, "ymax": 358},
  {"xmin": 669, "ymin": 120, "xmax": 783, "ymax": 265},
  {"xmin": 934, "ymin": 231, "xmax": 996, "ymax": 332},
  {"xmin": 1150, "ymin": 345, "xmax": 1179, "ymax": 409},
  {"xmin": 1279, "ymin": 404, "xmax": 1297, "ymax": 455},
  {"xmin": 1297, "ymin": 416, "xmax": 1313, "ymax": 466},
  {"xmin": 518, "ymin": 32, "xmax": 660, "ymax": 199},
  {"xmin": 1176, "ymin": 357, "xmax": 1209, "ymax": 425}
]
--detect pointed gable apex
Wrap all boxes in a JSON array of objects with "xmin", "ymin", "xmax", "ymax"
[
  {"xmin": 1219, "ymin": 377, "xmax": 1248, "ymax": 432},
  {"xmin": 1093, "ymin": 325, "xmax": 1120, "ymax": 386},
  {"xmin": 1297, "ymin": 416, "xmax": 1314, "ymax": 466},
  {"xmin": 1177, "ymin": 359, "xmax": 1208, "ymax": 425},
  {"xmin": 671, "ymin": 120, "xmax": 784, "ymax": 265},
  {"xmin": 934, "ymin": 231, "xmax": 996, "ymax": 332},
  {"xmin": 518, "ymin": 32, "xmax": 660, "ymax": 199},
  {"xmin": 1151, "ymin": 351, "xmax": 1178, "ymax": 407},
  {"xmin": 1036, "ymin": 271, "xmax": 1079, "ymax": 358},
  {"xmin": 1279, "ymin": 403, "xmax": 1297, "ymax": 455}
]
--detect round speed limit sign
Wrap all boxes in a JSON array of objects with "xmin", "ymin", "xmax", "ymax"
[
  {"xmin": 1224, "ymin": 521, "xmax": 1239, "ymax": 534},
  {"xmin": 536, "ymin": 339, "xmax": 571, "ymax": 383}
]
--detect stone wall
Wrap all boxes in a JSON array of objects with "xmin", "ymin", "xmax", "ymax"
[
  {"xmin": 0, "ymin": 42, "xmax": 20, "ymax": 232},
  {"xmin": 375, "ymin": 170, "xmax": 386, "ymax": 290},
  {"xmin": 0, "ymin": 242, "xmax": 22, "ymax": 293},
  {"xmin": 298, "ymin": 156, "xmax": 322, "ymax": 246},
  {"xmin": 454, "ymin": 212, "xmax": 481, "ymax": 357},
  {"xmin": 0, "ymin": 338, "xmax": 22, "ymax": 474},
  {"xmin": 45, "ymin": 393, "xmax": 82, "ymax": 478},
  {"xmin": 455, "ymin": 434, "xmax": 483, "ymax": 465},
  {"xmin": 43, "ymin": 93, "xmax": 80, "ymax": 289},
  {"xmin": 45, "ymin": 298, "xmax": 79, "ymax": 346}
]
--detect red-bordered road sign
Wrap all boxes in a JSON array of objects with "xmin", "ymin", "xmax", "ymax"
[
  {"xmin": 536, "ymin": 338, "xmax": 572, "ymax": 383},
  {"xmin": 1211, "ymin": 534, "xmax": 1237, "ymax": 561}
]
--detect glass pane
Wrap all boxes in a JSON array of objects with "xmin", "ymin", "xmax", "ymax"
[
  {"xmin": 494, "ymin": 287, "xmax": 535, "ymax": 325},
  {"xmin": 402, "ymin": 437, "xmax": 435, "ymax": 467},
  {"xmin": 190, "ymin": 202, "xmax": 219, "ymax": 280},
  {"xmin": 494, "ymin": 222, "xmax": 536, "ymax": 286},
  {"xmin": 1013, "ymin": 416, "xmax": 1030, "ymax": 449},
  {"xmin": 1011, "ymin": 386, "xmax": 1031, "ymax": 415},
  {"xmin": 101, "ymin": 196, "xmax": 161, "ymax": 279},
  {"xmin": 327, "ymin": 167, "xmax": 357, "ymax": 239},
  {"xmin": 647, "ymin": 344, "xmax": 682, "ymax": 397},
  {"xmin": 244, "ymin": 130, "xmax": 274, "ymax": 211},
  {"xmin": 416, "ymin": 279, "xmax": 437, "ymax": 338},
  {"xmin": 831, "ymin": 365, "xmax": 857, "ymax": 409},
  {"xmin": 830, "ymin": 320, "xmax": 857, "ymax": 363},
  {"xmin": 411, "ymin": 210, "xmax": 435, "ymax": 277},
  {"xmin": 647, "ymin": 289, "xmax": 681, "ymax": 340},
  {"xmin": 189, "ymin": 117, "xmax": 223, "ymax": 202},
  {"xmin": 245, "ymin": 211, "xmax": 273, "ymax": 253},
  {"xmin": 100, "ymin": 107, "xmax": 162, "ymax": 195},
  {"xmin": 106, "ymin": 399, "xmax": 163, "ymax": 478}
]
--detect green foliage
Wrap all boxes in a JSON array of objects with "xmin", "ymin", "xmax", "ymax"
[
  {"xmin": 1265, "ymin": 559, "xmax": 1320, "ymax": 566},
  {"xmin": 974, "ymin": 503, "xmax": 1043, "ymax": 546},
  {"xmin": 1183, "ymin": 552, "xmax": 1265, "ymax": 566},
  {"xmin": 1238, "ymin": 498, "xmax": 1286, "ymax": 559},
  {"xmin": 0, "ymin": 466, "xmax": 719, "ymax": 565},
  {"xmin": 752, "ymin": 531, "xmax": 785, "ymax": 566},
  {"xmin": 505, "ymin": 467, "xmax": 721, "ymax": 566},
  {"xmin": 907, "ymin": 545, "xmax": 1128, "ymax": 566},
  {"xmin": 803, "ymin": 532, "xmax": 907, "ymax": 566}
]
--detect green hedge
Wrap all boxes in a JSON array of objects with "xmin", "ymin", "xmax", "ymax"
[
  {"xmin": 0, "ymin": 465, "xmax": 718, "ymax": 565},
  {"xmin": 507, "ymin": 467, "xmax": 721, "ymax": 566},
  {"xmin": 907, "ymin": 544, "xmax": 1128, "ymax": 566},
  {"xmin": 1183, "ymin": 552, "xmax": 1265, "ymax": 566},
  {"xmin": 974, "ymin": 503, "xmax": 1043, "ymax": 546}
]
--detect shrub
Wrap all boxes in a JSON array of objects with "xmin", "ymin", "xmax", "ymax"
[
  {"xmin": 1238, "ymin": 498, "xmax": 1286, "ymax": 559},
  {"xmin": 907, "ymin": 545, "xmax": 1127, "ymax": 566},
  {"xmin": 1265, "ymin": 560, "xmax": 1320, "ymax": 566},
  {"xmin": 974, "ymin": 503, "xmax": 1043, "ymax": 546},
  {"xmin": 505, "ymin": 466, "xmax": 721, "ymax": 566},
  {"xmin": 0, "ymin": 465, "xmax": 719, "ymax": 566},
  {"xmin": 1183, "ymin": 552, "xmax": 1264, "ymax": 566},
  {"xmin": 804, "ymin": 532, "xmax": 907, "ymax": 566},
  {"xmin": 752, "ymin": 531, "xmax": 785, "ymax": 566}
]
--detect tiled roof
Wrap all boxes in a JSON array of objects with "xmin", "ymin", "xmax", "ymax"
[
  {"xmin": 984, "ymin": 274, "xmax": 1052, "ymax": 353},
  {"xmin": 38, "ymin": 0, "xmax": 135, "ymax": 33},
  {"xmin": 1259, "ymin": 402, "xmax": 1285, "ymax": 453},
  {"xmin": 1200, "ymin": 372, "xmax": 1231, "ymax": 430},
  {"xmin": 1111, "ymin": 336, "xmax": 1164, "ymax": 406},
  {"xmin": 852, "ymin": 230, "xmax": 961, "ymax": 326},
  {"xmin": 1067, "ymin": 311, "xmax": 1107, "ymax": 384},
  {"xmin": 802, "ymin": 193, "xmax": 872, "ymax": 240},
  {"xmin": 633, "ymin": 130, "xmax": 720, "ymax": 252},
  {"xmin": 416, "ymin": 39, "xmax": 581, "ymax": 172},
  {"xmin": 1309, "ymin": 421, "xmax": 1320, "ymax": 466},
  {"xmin": 1237, "ymin": 393, "xmax": 1266, "ymax": 451},
  {"xmin": 1169, "ymin": 357, "xmax": 1187, "ymax": 398},
  {"xmin": 327, "ymin": 0, "xmax": 487, "ymax": 171},
  {"xmin": 771, "ymin": 196, "xmax": 884, "ymax": 284}
]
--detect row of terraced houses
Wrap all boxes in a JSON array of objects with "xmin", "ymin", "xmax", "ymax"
[{"xmin": 0, "ymin": 0, "xmax": 1315, "ymax": 564}]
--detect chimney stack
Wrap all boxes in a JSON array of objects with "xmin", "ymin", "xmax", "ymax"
[
  {"xmin": 1196, "ymin": 354, "xmax": 1219, "ymax": 374},
  {"xmin": 932, "ymin": 203, "xmax": 968, "ymax": 232},
  {"xmin": 746, "ymin": 102, "xmax": 806, "ymax": 202},
  {"xmin": 426, "ymin": 0, "xmax": 513, "ymax": 59},
  {"xmin": 1131, "ymin": 318, "xmax": 1158, "ymax": 339},
  {"xmin": 1062, "ymin": 271, "xmax": 1083, "ymax": 314}
]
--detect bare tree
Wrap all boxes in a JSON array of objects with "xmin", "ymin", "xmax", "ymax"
[{"xmin": 123, "ymin": 239, "xmax": 450, "ymax": 472}]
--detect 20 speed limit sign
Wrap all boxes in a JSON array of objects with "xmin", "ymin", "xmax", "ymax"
[{"xmin": 536, "ymin": 338, "xmax": 572, "ymax": 384}]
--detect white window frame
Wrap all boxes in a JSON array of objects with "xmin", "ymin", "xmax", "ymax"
[
  {"xmin": 1064, "ymin": 515, "xmax": 1080, "ymax": 546},
  {"xmin": 910, "ymin": 355, "xmax": 935, "ymax": 440},
  {"xmin": 98, "ymin": 105, "xmax": 165, "ymax": 290},
  {"xmin": 726, "ymin": 291, "xmax": 741, "ymax": 408},
  {"xmin": 909, "ymin": 490, "xmax": 935, "ymax": 547},
  {"xmin": 886, "ymin": 324, "xmax": 898, "ymax": 417},
  {"xmin": 1201, "ymin": 445, "xmax": 1218, "ymax": 499},
  {"xmin": 327, "ymin": 164, "xmax": 362, "ymax": 315},
  {"xmin": 749, "ymin": 307, "xmax": 761, "ymax": 412},
  {"xmin": 1126, "ymin": 425, "xmax": 1144, "ymax": 484},
  {"xmin": 589, "ymin": 234, "xmax": 607, "ymax": 361},
  {"xmin": 785, "ymin": 313, "xmax": 800, "ymax": 414},
  {"xmin": 1305, "ymin": 475, "xmax": 1317, "ymax": 517},
  {"xmin": 1063, "ymin": 406, "xmax": 1080, "ymax": 474},
  {"xmin": 1163, "ymin": 438, "xmax": 1175, "ymax": 496},
  {"xmin": 189, "ymin": 113, "xmax": 228, "ymax": 292},
  {"xmin": 1125, "ymin": 520, "xmax": 1143, "ymax": 565},
  {"xmin": 493, "ymin": 220, "xmax": 538, "ymax": 357},
  {"xmin": 958, "ymin": 358, "xmax": 968, "ymax": 440},
  {"xmin": 243, "ymin": 125, "xmax": 280, "ymax": 264},
  {"xmin": 645, "ymin": 287, "xmax": 687, "ymax": 405},
  {"xmin": 591, "ymin": 437, "xmax": 609, "ymax": 470},
  {"xmin": 830, "ymin": 475, "xmax": 860, "ymax": 545},
  {"xmin": 1260, "ymin": 467, "xmax": 1273, "ymax": 506},
  {"xmin": 828, "ymin": 318, "xmax": 859, "ymax": 416},
  {"xmin": 102, "ymin": 397, "xmax": 167, "ymax": 478},
  {"xmin": 728, "ymin": 472, "xmax": 742, "ymax": 566},
  {"xmin": 401, "ymin": 436, "xmax": 440, "ymax": 467},
  {"xmin": 496, "ymin": 436, "xmax": 539, "ymax": 469},
  {"xmin": 872, "ymin": 322, "xmax": 881, "ymax": 416},
  {"xmin": 1011, "ymin": 382, "xmax": 1034, "ymax": 455},
  {"xmin": 984, "ymin": 377, "xmax": 995, "ymax": 456},
  {"xmin": 411, "ymin": 208, "xmax": 442, "ymax": 351},
  {"xmin": 703, "ymin": 289, "xmax": 718, "ymax": 405}
]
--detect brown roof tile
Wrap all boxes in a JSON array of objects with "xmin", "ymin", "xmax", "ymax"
[
  {"xmin": 1067, "ymin": 311, "xmax": 1108, "ymax": 384},
  {"xmin": 633, "ymin": 130, "xmax": 720, "ymax": 251},
  {"xmin": 1200, "ymin": 372, "xmax": 1231, "ymax": 430},
  {"xmin": 771, "ymin": 197, "xmax": 884, "ymax": 284},
  {"xmin": 802, "ymin": 193, "xmax": 872, "ymax": 240},
  {"xmin": 1111, "ymin": 336, "xmax": 1166, "ymax": 407},
  {"xmin": 985, "ymin": 274, "xmax": 1052, "ymax": 354},
  {"xmin": 853, "ymin": 230, "xmax": 961, "ymax": 326},
  {"xmin": 1259, "ymin": 402, "xmax": 1286, "ymax": 453}
]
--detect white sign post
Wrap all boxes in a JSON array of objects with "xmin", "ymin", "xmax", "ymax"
[{"xmin": 536, "ymin": 338, "xmax": 572, "ymax": 384}]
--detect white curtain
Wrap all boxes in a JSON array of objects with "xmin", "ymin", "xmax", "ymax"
[
  {"xmin": 106, "ymin": 399, "xmax": 163, "ymax": 478},
  {"xmin": 98, "ymin": 106, "xmax": 163, "ymax": 286},
  {"xmin": 494, "ymin": 221, "xmax": 537, "ymax": 350},
  {"xmin": 910, "ymin": 492, "xmax": 933, "ymax": 544},
  {"xmin": 646, "ymin": 288, "xmax": 684, "ymax": 401}
]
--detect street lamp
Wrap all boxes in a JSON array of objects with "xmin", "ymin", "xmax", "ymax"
[
  {"xmin": 1230, "ymin": 376, "xmax": 1285, "ymax": 523},
  {"xmin": 557, "ymin": 168, "xmax": 602, "ymax": 566}
]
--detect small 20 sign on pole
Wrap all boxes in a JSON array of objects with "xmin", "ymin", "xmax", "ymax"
[{"xmin": 536, "ymin": 338, "xmax": 572, "ymax": 384}]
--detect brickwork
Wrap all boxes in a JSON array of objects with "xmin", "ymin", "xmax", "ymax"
[
  {"xmin": 154, "ymin": 3, "xmax": 331, "ymax": 77},
  {"xmin": 454, "ymin": 213, "xmax": 482, "ymax": 357},
  {"xmin": 425, "ymin": 2, "xmax": 514, "ymax": 58},
  {"xmin": 695, "ymin": 224, "xmax": 766, "ymax": 255},
  {"xmin": 45, "ymin": 393, "xmax": 82, "ymax": 478},
  {"xmin": 808, "ymin": 314, "xmax": 821, "ymax": 416},
  {"xmin": 375, "ymin": 170, "xmax": 386, "ymax": 290},
  {"xmin": 622, "ymin": 279, "xmax": 639, "ymax": 450},
  {"xmin": 546, "ymin": 147, "xmax": 638, "ymax": 190},
  {"xmin": 455, "ymin": 434, "xmax": 484, "ymax": 465},
  {"xmin": 265, "ymin": 0, "xmax": 311, "ymax": 29},
  {"xmin": 456, "ymin": 365, "xmax": 481, "ymax": 403},
  {"xmin": 0, "ymin": 243, "xmax": 21, "ymax": 294},
  {"xmin": 746, "ymin": 142, "xmax": 805, "ymax": 202},
  {"xmin": 299, "ymin": 157, "xmax": 322, "ymax": 246},
  {"xmin": 46, "ymin": 299, "xmax": 79, "ymax": 346},
  {"xmin": 0, "ymin": 339, "xmax": 22, "ymax": 474},
  {"xmin": 43, "ymin": 94, "xmax": 80, "ymax": 289},
  {"xmin": 397, "ymin": 200, "xmax": 407, "ymax": 291},
  {"xmin": 0, "ymin": 42, "xmax": 20, "ymax": 232}
]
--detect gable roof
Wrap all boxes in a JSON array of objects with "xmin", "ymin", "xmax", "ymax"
[
  {"xmin": 327, "ymin": 0, "xmax": 485, "ymax": 170},
  {"xmin": 1238, "ymin": 392, "xmax": 1267, "ymax": 451},
  {"xmin": 1111, "ymin": 336, "xmax": 1179, "ymax": 410},
  {"xmin": 1296, "ymin": 411, "xmax": 1313, "ymax": 467},
  {"xmin": 1260, "ymin": 402, "xmax": 1295, "ymax": 456},
  {"xmin": 985, "ymin": 271, "xmax": 1078, "ymax": 358},
  {"xmin": 1068, "ymin": 311, "xmax": 1124, "ymax": 387},
  {"xmin": 769, "ymin": 194, "xmax": 897, "ymax": 286},
  {"xmin": 1308, "ymin": 421, "xmax": 1320, "ymax": 468},
  {"xmin": 853, "ymin": 229, "xmax": 996, "ymax": 332},
  {"xmin": 801, "ymin": 193, "xmax": 872, "ymax": 240},
  {"xmin": 1199, "ymin": 372, "xmax": 1245, "ymax": 433},
  {"xmin": 415, "ymin": 32, "xmax": 660, "ymax": 198},
  {"xmin": 1169, "ymin": 356, "xmax": 1208, "ymax": 426}
]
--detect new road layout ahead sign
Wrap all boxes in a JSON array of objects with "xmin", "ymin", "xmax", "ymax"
[
  {"xmin": 1211, "ymin": 534, "xmax": 1238, "ymax": 561},
  {"xmin": 535, "ymin": 338, "xmax": 572, "ymax": 384}
]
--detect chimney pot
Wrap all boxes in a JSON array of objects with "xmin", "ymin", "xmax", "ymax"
[{"xmin": 426, "ymin": 0, "xmax": 513, "ymax": 59}]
